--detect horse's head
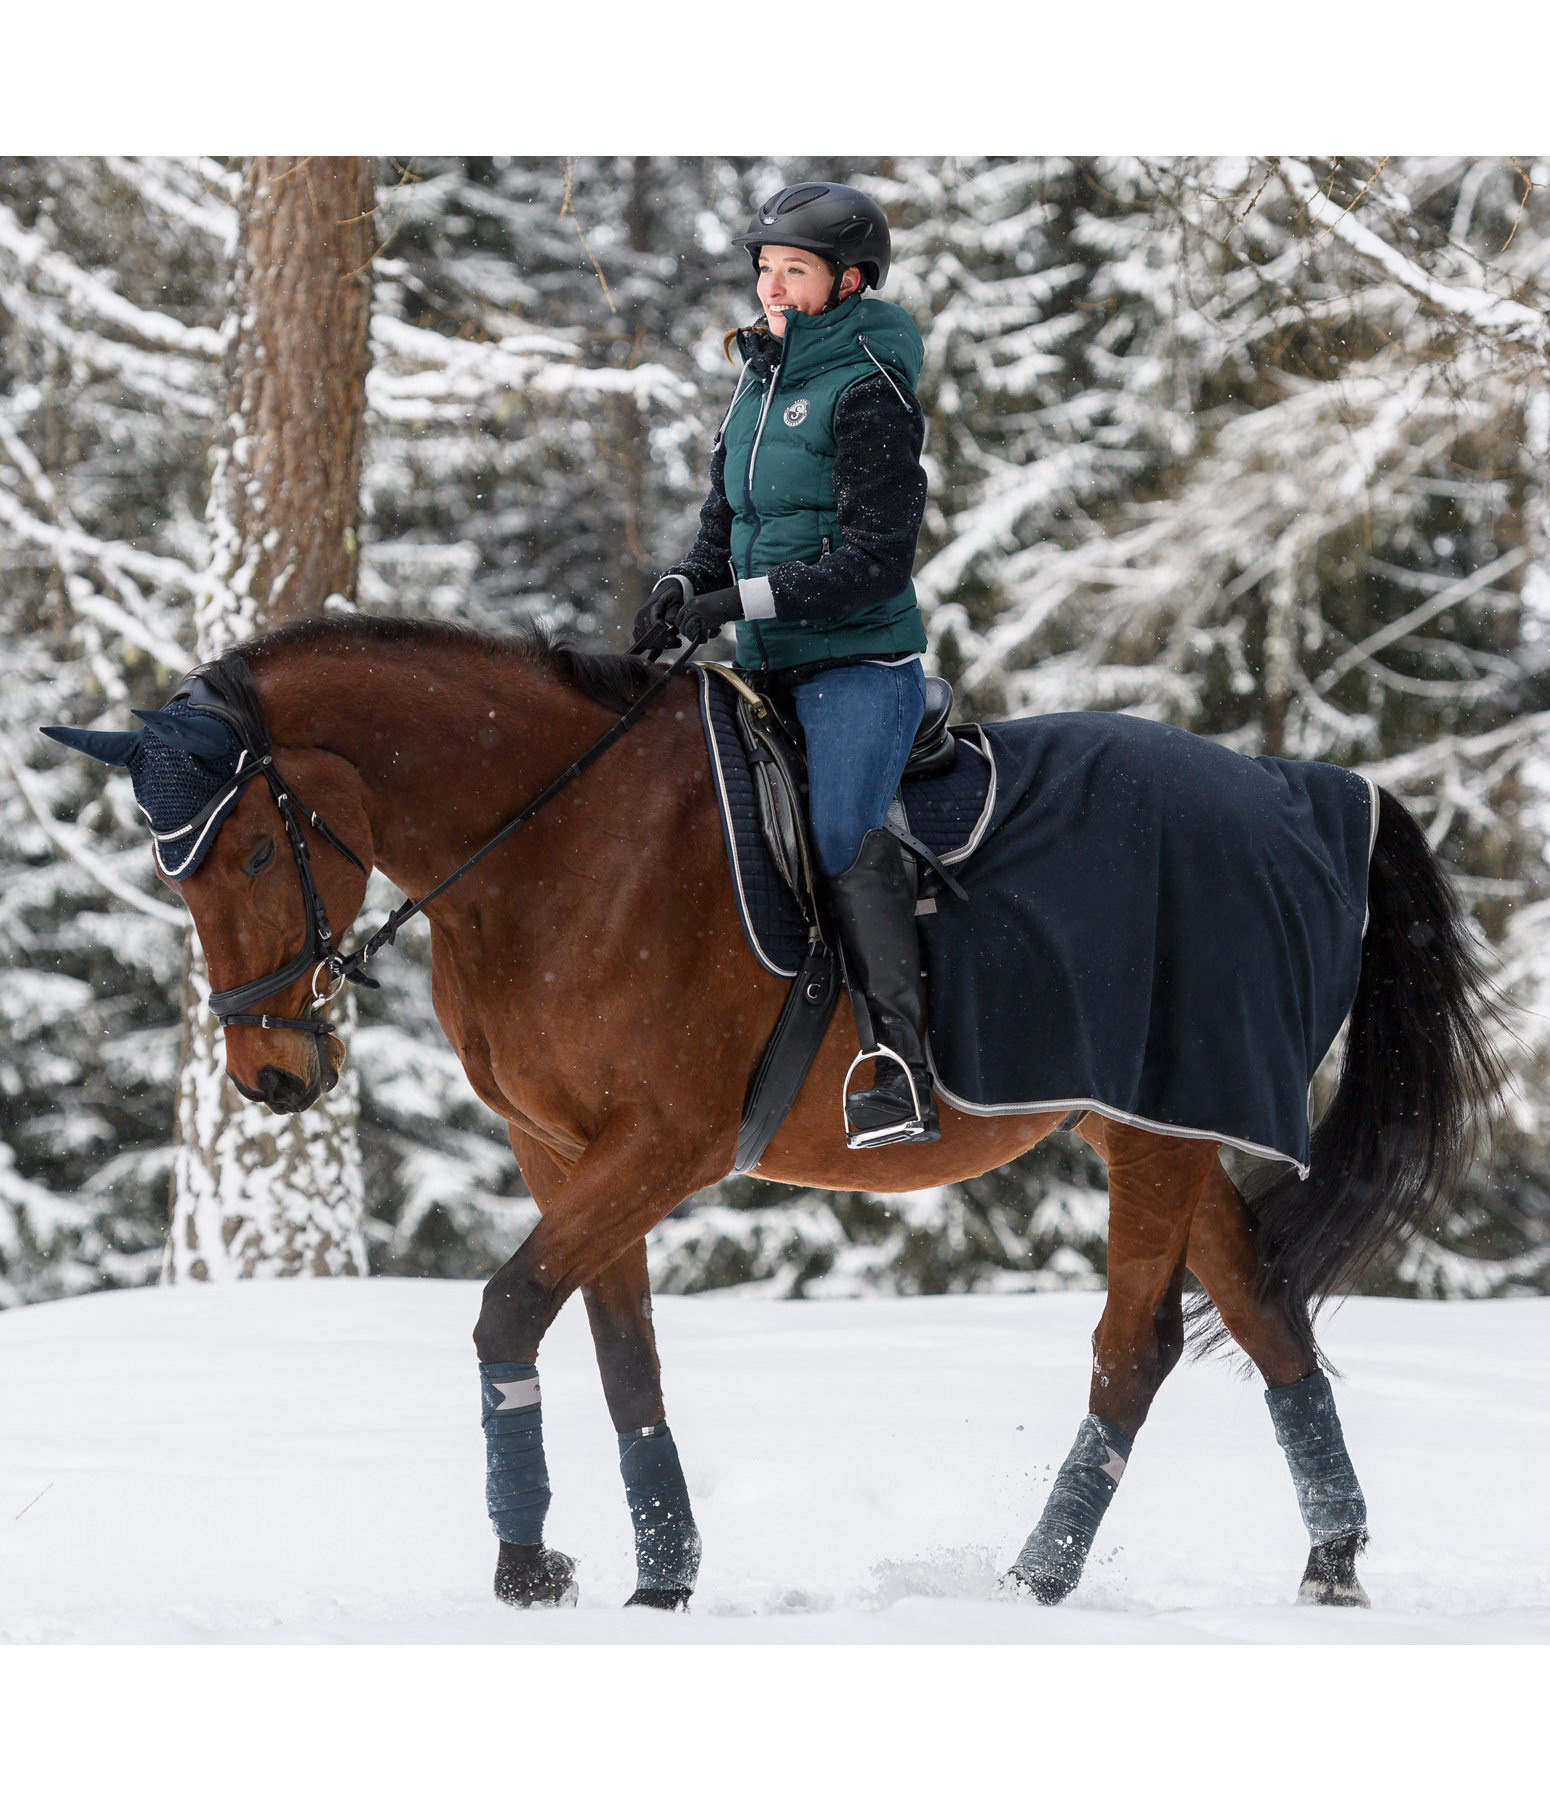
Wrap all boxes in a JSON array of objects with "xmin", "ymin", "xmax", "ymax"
[
  {"xmin": 177, "ymin": 746, "xmax": 373, "ymax": 1111},
  {"xmin": 45, "ymin": 668, "xmax": 373, "ymax": 1115}
]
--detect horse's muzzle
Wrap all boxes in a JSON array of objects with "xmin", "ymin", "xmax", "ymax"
[
  {"xmin": 230, "ymin": 1034, "xmax": 342, "ymax": 1114},
  {"xmin": 252, "ymin": 1064, "xmax": 322, "ymax": 1113}
]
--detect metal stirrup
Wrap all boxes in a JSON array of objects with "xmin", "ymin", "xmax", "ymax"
[{"xmin": 840, "ymin": 1045, "xmax": 931, "ymax": 1149}]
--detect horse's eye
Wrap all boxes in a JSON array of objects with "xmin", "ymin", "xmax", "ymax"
[{"xmin": 244, "ymin": 838, "xmax": 275, "ymax": 878}]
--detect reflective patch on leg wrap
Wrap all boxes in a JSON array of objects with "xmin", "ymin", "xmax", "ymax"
[
  {"xmin": 1013, "ymin": 1413, "xmax": 1133, "ymax": 1598},
  {"xmin": 480, "ymin": 1360, "xmax": 550, "ymax": 1546},
  {"xmin": 1265, "ymin": 1371, "xmax": 1368, "ymax": 1547},
  {"xmin": 619, "ymin": 1423, "xmax": 701, "ymax": 1592}
]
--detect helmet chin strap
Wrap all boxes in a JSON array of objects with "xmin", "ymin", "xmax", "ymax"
[{"xmin": 821, "ymin": 263, "xmax": 856, "ymax": 314}]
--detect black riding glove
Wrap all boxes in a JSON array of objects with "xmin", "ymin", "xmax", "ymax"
[
  {"xmin": 676, "ymin": 584, "xmax": 744, "ymax": 644},
  {"xmin": 633, "ymin": 576, "xmax": 687, "ymax": 646}
]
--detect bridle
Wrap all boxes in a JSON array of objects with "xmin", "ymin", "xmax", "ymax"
[
  {"xmin": 203, "ymin": 756, "xmax": 369, "ymax": 1039},
  {"xmin": 179, "ymin": 630, "xmax": 700, "ymax": 1043},
  {"xmin": 161, "ymin": 673, "xmax": 372, "ymax": 1040}
]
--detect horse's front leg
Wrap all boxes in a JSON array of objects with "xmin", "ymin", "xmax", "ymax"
[
  {"xmin": 581, "ymin": 1239, "xmax": 701, "ymax": 1611},
  {"xmin": 474, "ymin": 1112, "xmax": 714, "ymax": 1611}
]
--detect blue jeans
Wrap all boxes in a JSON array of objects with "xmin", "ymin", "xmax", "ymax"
[{"xmin": 791, "ymin": 661, "xmax": 927, "ymax": 877}]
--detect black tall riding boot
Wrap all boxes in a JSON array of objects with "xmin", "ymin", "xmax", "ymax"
[{"xmin": 826, "ymin": 828, "xmax": 941, "ymax": 1148}]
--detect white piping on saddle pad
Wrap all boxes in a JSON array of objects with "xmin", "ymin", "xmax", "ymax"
[
  {"xmin": 696, "ymin": 665, "xmax": 998, "ymax": 980},
  {"xmin": 928, "ymin": 726, "xmax": 996, "ymax": 866},
  {"xmin": 925, "ymin": 1061, "xmax": 1316, "ymax": 1181},
  {"xmin": 1360, "ymin": 772, "xmax": 1380, "ymax": 936}
]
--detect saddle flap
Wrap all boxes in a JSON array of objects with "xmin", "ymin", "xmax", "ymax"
[{"xmin": 734, "ymin": 693, "xmax": 818, "ymax": 919}]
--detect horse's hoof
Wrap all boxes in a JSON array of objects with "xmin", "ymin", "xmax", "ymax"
[
  {"xmin": 1296, "ymin": 1531, "xmax": 1370, "ymax": 1607},
  {"xmin": 1000, "ymin": 1564, "xmax": 1076, "ymax": 1606},
  {"xmin": 494, "ymin": 1541, "xmax": 580, "ymax": 1609},
  {"xmin": 625, "ymin": 1586, "xmax": 693, "ymax": 1612}
]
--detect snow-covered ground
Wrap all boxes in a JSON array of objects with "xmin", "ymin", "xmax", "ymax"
[{"xmin": 1, "ymin": 1280, "xmax": 1546, "ymax": 1644}]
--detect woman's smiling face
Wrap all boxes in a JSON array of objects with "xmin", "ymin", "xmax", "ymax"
[{"xmin": 756, "ymin": 245, "xmax": 860, "ymax": 337}]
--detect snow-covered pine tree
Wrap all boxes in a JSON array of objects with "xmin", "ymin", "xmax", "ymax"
[
  {"xmin": 360, "ymin": 155, "xmax": 759, "ymax": 640},
  {"xmin": 166, "ymin": 157, "xmax": 378, "ymax": 1281},
  {"xmin": 0, "ymin": 158, "xmax": 222, "ymax": 1301},
  {"xmin": 915, "ymin": 156, "xmax": 1550, "ymax": 1295}
]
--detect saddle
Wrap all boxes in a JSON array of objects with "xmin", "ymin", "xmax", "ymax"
[{"xmin": 721, "ymin": 667, "xmax": 966, "ymax": 932}]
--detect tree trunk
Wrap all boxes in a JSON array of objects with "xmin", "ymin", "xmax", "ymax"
[
  {"xmin": 604, "ymin": 157, "xmax": 653, "ymax": 644},
  {"xmin": 167, "ymin": 157, "xmax": 375, "ymax": 1282}
]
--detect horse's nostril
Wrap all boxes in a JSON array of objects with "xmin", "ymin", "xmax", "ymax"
[{"xmin": 257, "ymin": 1064, "xmax": 314, "ymax": 1113}]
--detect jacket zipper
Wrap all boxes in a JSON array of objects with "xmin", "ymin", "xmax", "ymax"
[{"xmin": 741, "ymin": 329, "xmax": 789, "ymax": 580}]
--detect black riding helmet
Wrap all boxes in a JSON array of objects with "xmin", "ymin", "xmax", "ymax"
[{"xmin": 735, "ymin": 182, "xmax": 892, "ymax": 294}]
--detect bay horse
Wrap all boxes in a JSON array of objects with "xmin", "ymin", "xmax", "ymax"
[{"xmin": 50, "ymin": 615, "xmax": 1504, "ymax": 1612}]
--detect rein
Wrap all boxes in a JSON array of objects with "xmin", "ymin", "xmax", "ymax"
[{"xmin": 216, "ymin": 631, "xmax": 700, "ymax": 1039}]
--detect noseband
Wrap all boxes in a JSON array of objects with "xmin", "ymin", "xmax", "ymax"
[{"xmin": 165, "ymin": 672, "xmax": 369, "ymax": 1041}]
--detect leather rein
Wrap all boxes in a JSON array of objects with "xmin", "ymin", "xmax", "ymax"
[{"xmin": 197, "ymin": 630, "xmax": 700, "ymax": 1041}]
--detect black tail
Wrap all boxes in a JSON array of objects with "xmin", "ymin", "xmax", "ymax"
[{"xmin": 1235, "ymin": 787, "xmax": 1507, "ymax": 1366}]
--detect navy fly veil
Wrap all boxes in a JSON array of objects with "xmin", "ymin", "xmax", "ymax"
[
  {"xmin": 127, "ymin": 698, "xmax": 252, "ymax": 879},
  {"xmin": 42, "ymin": 657, "xmax": 277, "ymax": 882}
]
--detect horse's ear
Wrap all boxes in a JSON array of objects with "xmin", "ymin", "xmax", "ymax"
[
  {"xmin": 39, "ymin": 724, "xmax": 143, "ymax": 766},
  {"xmin": 132, "ymin": 709, "xmax": 234, "ymax": 760}
]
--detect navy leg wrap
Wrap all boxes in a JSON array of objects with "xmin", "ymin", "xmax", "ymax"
[
  {"xmin": 1265, "ymin": 1372, "xmax": 1368, "ymax": 1546},
  {"xmin": 480, "ymin": 1361, "xmax": 550, "ymax": 1546},
  {"xmin": 1012, "ymin": 1414, "xmax": 1133, "ymax": 1601},
  {"xmin": 619, "ymin": 1423, "xmax": 701, "ymax": 1592}
]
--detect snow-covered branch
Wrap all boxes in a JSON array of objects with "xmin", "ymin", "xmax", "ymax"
[
  {"xmin": 0, "ymin": 734, "xmax": 186, "ymax": 928},
  {"xmin": 0, "ymin": 202, "xmax": 224, "ymax": 359},
  {"xmin": 1278, "ymin": 159, "xmax": 1550, "ymax": 357},
  {"xmin": 368, "ymin": 314, "xmax": 698, "ymax": 423},
  {"xmin": 0, "ymin": 482, "xmax": 201, "ymax": 600},
  {"xmin": 101, "ymin": 156, "xmax": 238, "ymax": 253},
  {"xmin": 1314, "ymin": 546, "xmax": 1530, "ymax": 694}
]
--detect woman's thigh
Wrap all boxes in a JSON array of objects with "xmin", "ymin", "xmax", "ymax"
[{"xmin": 792, "ymin": 661, "xmax": 926, "ymax": 876}]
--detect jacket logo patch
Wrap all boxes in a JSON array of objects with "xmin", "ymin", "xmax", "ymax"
[{"xmin": 783, "ymin": 398, "xmax": 810, "ymax": 428}]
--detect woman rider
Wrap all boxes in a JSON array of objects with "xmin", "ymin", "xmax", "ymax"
[{"xmin": 634, "ymin": 180, "xmax": 939, "ymax": 1148}]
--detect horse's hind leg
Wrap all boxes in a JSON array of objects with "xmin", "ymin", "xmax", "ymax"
[
  {"xmin": 582, "ymin": 1239, "xmax": 701, "ymax": 1611},
  {"xmin": 1187, "ymin": 1162, "xmax": 1370, "ymax": 1606},
  {"xmin": 1008, "ymin": 1123, "xmax": 1217, "ymax": 1604}
]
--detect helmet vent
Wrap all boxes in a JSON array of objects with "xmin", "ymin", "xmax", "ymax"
[{"xmin": 773, "ymin": 184, "xmax": 829, "ymax": 215}]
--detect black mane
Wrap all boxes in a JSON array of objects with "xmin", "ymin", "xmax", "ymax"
[{"xmin": 235, "ymin": 613, "xmax": 664, "ymax": 716}]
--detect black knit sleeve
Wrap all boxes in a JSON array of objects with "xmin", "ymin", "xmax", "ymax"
[
  {"xmin": 662, "ymin": 440, "xmax": 735, "ymax": 596},
  {"xmin": 762, "ymin": 374, "xmax": 928, "ymax": 625}
]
